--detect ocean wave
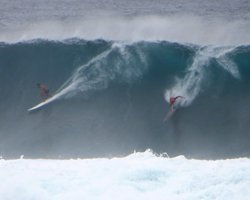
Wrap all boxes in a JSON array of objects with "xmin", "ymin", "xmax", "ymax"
[
  {"xmin": 1, "ymin": 15, "xmax": 250, "ymax": 45},
  {"xmin": 0, "ymin": 40, "xmax": 250, "ymax": 158}
]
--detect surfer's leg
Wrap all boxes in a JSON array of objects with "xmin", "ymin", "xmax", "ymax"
[
  {"xmin": 163, "ymin": 109, "xmax": 174, "ymax": 122},
  {"xmin": 171, "ymin": 105, "xmax": 175, "ymax": 112}
]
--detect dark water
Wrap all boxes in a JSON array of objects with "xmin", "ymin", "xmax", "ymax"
[
  {"xmin": 0, "ymin": 40, "xmax": 250, "ymax": 159},
  {"xmin": 0, "ymin": 0, "xmax": 249, "ymax": 159}
]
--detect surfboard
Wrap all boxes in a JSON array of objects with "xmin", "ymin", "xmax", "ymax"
[
  {"xmin": 163, "ymin": 109, "xmax": 176, "ymax": 122},
  {"xmin": 28, "ymin": 96, "xmax": 55, "ymax": 112}
]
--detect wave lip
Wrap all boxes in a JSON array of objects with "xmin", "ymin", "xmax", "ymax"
[{"xmin": 1, "ymin": 15, "xmax": 250, "ymax": 45}]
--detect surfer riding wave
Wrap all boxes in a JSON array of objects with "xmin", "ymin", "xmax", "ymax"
[
  {"xmin": 163, "ymin": 96, "xmax": 184, "ymax": 122},
  {"xmin": 37, "ymin": 83, "xmax": 51, "ymax": 100}
]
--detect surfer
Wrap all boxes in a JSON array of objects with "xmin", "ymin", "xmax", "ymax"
[
  {"xmin": 163, "ymin": 96, "xmax": 184, "ymax": 122},
  {"xmin": 37, "ymin": 83, "xmax": 50, "ymax": 100},
  {"xmin": 169, "ymin": 96, "xmax": 184, "ymax": 112}
]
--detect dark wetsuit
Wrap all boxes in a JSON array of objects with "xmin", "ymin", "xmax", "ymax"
[{"xmin": 38, "ymin": 84, "xmax": 50, "ymax": 100}]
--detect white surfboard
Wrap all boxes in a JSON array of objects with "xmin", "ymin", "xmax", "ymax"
[
  {"xmin": 163, "ymin": 109, "xmax": 176, "ymax": 122},
  {"xmin": 28, "ymin": 96, "xmax": 56, "ymax": 112}
]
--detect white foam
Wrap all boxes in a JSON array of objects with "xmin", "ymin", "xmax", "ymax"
[
  {"xmin": 53, "ymin": 42, "xmax": 147, "ymax": 101},
  {"xmin": 0, "ymin": 150, "xmax": 249, "ymax": 200},
  {"xmin": 56, "ymin": 49, "xmax": 113, "ymax": 99},
  {"xmin": 165, "ymin": 46, "xmax": 240, "ymax": 107},
  {"xmin": 1, "ymin": 15, "xmax": 250, "ymax": 45}
]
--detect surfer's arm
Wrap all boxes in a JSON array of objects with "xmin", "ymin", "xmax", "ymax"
[{"xmin": 175, "ymin": 96, "xmax": 184, "ymax": 100}]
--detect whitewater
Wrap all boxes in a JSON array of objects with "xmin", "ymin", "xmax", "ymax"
[{"xmin": 1, "ymin": 150, "xmax": 250, "ymax": 200}]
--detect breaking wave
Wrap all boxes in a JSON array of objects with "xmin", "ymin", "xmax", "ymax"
[{"xmin": 0, "ymin": 39, "xmax": 250, "ymax": 158}]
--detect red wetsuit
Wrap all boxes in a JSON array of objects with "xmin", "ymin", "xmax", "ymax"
[
  {"xmin": 164, "ymin": 96, "xmax": 184, "ymax": 122},
  {"xmin": 169, "ymin": 96, "xmax": 183, "ymax": 106}
]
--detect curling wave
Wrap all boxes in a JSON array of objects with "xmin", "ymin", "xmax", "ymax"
[{"xmin": 0, "ymin": 39, "xmax": 250, "ymax": 159}]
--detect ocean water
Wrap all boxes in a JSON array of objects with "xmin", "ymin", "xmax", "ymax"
[{"xmin": 0, "ymin": 0, "xmax": 250, "ymax": 199}]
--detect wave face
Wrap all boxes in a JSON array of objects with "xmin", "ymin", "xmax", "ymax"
[{"xmin": 0, "ymin": 39, "xmax": 250, "ymax": 159}]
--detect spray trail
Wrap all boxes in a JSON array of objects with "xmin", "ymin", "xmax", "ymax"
[
  {"xmin": 165, "ymin": 46, "xmax": 240, "ymax": 107},
  {"xmin": 54, "ymin": 42, "xmax": 148, "ymax": 100}
]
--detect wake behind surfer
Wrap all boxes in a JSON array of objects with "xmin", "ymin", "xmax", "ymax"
[{"xmin": 37, "ymin": 83, "xmax": 51, "ymax": 100}]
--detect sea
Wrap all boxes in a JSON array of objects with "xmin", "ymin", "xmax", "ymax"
[{"xmin": 0, "ymin": 0, "xmax": 250, "ymax": 199}]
